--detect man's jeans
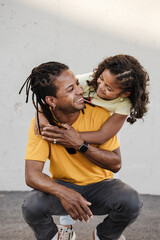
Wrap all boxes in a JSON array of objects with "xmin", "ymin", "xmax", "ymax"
[{"xmin": 22, "ymin": 179, "xmax": 142, "ymax": 240}]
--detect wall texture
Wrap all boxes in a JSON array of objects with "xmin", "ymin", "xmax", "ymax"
[{"xmin": 0, "ymin": 0, "xmax": 160, "ymax": 194}]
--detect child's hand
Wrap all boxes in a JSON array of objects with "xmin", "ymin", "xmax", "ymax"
[{"xmin": 34, "ymin": 111, "xmax": 49, "ymax": 136}]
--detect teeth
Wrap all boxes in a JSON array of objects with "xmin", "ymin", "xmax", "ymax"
[{"xmin": 76, "ymin": 98, "xmax": 83, "ymax": 102}]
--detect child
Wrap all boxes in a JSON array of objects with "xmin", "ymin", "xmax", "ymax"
[{"xmin": 35, "ymin": 54, "xmax": 149, "ymax": 240}]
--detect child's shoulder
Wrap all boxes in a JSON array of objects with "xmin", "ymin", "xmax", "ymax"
[
  {"xmin": 76, "ymin": 72, "xmax": 93, "ymax": 85},
  {"xmin": 76, "ymin": 72, "xmax": 93, "ymax": 97},
  {"xmin": 113, "ymin": 97, "xmax": 131, "ymax": 115},
  {"xmin": 91, "ymin": 96, "xmax": 131, "ymax": 115}
]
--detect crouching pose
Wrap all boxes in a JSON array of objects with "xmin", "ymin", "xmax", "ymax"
[{"xmin": 20, "ymin": 61, "xmax": 142, "ymax": 240}]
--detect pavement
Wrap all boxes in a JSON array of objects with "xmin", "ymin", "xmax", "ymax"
[{"xmin": 0, "ymin": 192, "xmax": 159, "ymax": 240}]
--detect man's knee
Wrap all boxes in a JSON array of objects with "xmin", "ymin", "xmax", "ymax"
[
  {"xmin": 22, "ymin": 190, "xmax": 49, "ymax": 222},
  {"xmin": 119, "ymin": 186, "xmax": 143, "ymax": 220}
]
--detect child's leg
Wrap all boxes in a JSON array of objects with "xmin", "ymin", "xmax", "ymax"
[{"xmin": 60, "ymin": 215, "xmax": 75, "ymax": 226}]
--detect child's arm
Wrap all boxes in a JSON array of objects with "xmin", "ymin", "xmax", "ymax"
[
  {"xmin": 35, "ymin": 112, "xmax": 127, "ymax": 144},
  {"xmin": 79, "ymin": 113, "xmax": 127, "ymax": 145},
  {"xmin": 34, "ymin": 109, "xmax": 49, "ymax": 136}
]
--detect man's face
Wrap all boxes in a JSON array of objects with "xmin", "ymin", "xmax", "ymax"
[{"xmin": 53, "ymin": 69, "xmax": 85, "ymax": 113}]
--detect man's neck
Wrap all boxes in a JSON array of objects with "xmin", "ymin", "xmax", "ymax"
[{"xmin": 53, "ymin": 110, "xmax": 80, "ymax": 126}]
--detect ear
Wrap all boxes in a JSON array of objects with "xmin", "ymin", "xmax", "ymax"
[
  {"xmin": 45, "ymin": 96, "xmax": 57, "ymax": 108},
  {"xmin": 120, "ymin": 91, "xmax": 131, "ymax": 98}
]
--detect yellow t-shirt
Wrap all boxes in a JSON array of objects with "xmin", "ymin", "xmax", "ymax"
[
  {"xmin": 25, "ymin": 104, "xmax": 120, "ymax": 185},
  {"xmin": 76, "ymin": 72, "xmax": 131, "ymax": 115}
]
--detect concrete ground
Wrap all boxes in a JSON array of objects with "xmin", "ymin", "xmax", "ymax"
[{"xmin": 0, "ymin": 192, "xmax": 159, "ymax": 240}]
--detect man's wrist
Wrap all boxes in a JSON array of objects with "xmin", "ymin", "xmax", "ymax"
[
  {"xmin": 73, "ymin": 134, "xmax": 84, "ymax": 150},
  {"xmin": 78, "ymin": 141, "xmax": 88, "ymax": 153},
  {"xmin": 54, "ymin": 183, "xmax": 70, "ymax": 199}
]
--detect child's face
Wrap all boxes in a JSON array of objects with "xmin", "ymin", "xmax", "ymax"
[{"xmin": 97, "ymin": 69, "xmax": 122, "ymax": 100}]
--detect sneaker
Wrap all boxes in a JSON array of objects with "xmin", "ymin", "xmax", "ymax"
[
  {"xmin": 119, "ymin": 235, "xmax": 126, "ymax": 240},
  {"xmin": 93, "ymin": 229, "xmax": 125, "ymax": 240},
  {"xmin": 57, "ymin": 225, "xmax": 76, "ymax": 240}
]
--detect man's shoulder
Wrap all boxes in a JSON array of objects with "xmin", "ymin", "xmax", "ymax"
[
  {"xmin": 84, "ymin": 103, "xmax": 110, "ymax": 115},
  {"xmin": 83, "ymin": 103, "xmax": 110, "ymax": 123}
]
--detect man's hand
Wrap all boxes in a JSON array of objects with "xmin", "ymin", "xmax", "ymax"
[
  {"xmin": 41, "ymin": 124, "xmax": 83, "ymax": 150},
  {"xmin": 25, "ymin": 160, "xmax": 93, "ymax": 222},
  {"xmin": 58, "ymin": 187, "xmax": 93, "ymax": 222}
]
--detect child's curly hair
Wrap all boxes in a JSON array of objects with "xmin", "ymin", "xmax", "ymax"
[{"xmin": 88, "ymin": 54, "xmax": 150, "ymax": 124}]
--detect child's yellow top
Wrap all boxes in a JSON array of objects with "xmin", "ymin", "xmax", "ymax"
[{"xmin": 76, "ymin": 72, "xmax": 131, "ymax": 115}]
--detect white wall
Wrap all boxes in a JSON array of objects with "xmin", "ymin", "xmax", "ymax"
[{"xmin": 0, "ymin": 0, "xmax": 160, "ymax": 194}]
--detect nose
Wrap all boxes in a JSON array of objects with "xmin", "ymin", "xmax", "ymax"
[
  {"xmin": 98, "ymin": 80, "xmax": 105, "ymax": 91},
  {"xmin": 76, "ymin": 84, "xmax": 83, "ymax": 95}
]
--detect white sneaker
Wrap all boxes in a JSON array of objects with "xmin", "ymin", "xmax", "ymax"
[
  {"xmin": 93, "ymin": 229, "xmax": 125, "ymax": 240},
  {"xmin": 57, "ymin": 225, "xmax": 76, "ymax": 240},
  {"xmin": 119, "ymin": 235, "xmax": 125, "ymax": 240}
]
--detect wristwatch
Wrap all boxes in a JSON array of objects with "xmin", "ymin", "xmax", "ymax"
[{"xmin": 78, "ymin": 141, "xmax": 88, "ymax": 153}]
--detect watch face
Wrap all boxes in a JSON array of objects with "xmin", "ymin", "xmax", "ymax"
[{"xmin": 79, "ymin": 142, "xmax": 88, "ymax": 153}]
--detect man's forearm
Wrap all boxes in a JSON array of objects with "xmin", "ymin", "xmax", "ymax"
[
  {"xmin": 25, "ymin": 160, "xmax": 93, "ymax": 222},
  {"xmin": 81, "ymin": 145, "xmax": 121, "ymax": 172},
  {"xmin": 25, "ymin": 166, "xmax": 67, "ymax": 198},
  {"xmin": 41, "ymin": 125, "xmax": 121, "ymax": 172}
]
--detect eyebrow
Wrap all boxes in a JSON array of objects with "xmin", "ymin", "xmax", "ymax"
[
  {"xmin": 100, "ymin": 74, "xmax": 104, "ymax": 79},
  {"xmin": 65, "ymin": 84, "xmax": 73, "ymax": 91},
  {"xmin": 65, "ymin": 78, "xmax": 79, "ymax": 90}
]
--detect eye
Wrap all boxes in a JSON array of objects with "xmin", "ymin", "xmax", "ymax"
[
  {"xmin": 76, "ymin": 79, "xmax": 80, "ymax": 85},
  {"xmin": 67, "ymin": 87, "xmax": 74, "ymax": 92},
  {"xmin": 99, "ymin": 75, "xmax": 104, "ymax": 81},
  {"xmin": 107, "ymin": 87, "xmax": 112, "ymax": 92}
]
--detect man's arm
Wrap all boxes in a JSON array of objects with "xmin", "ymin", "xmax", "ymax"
[
  {"xmin": 25, "ymin": 160, "xmax": 93, "ymax": 222},
  {"xmin": 83, "ymin": 147, "xmax": 121, "ymax": 172},
  {"xmin": 41, "ymin": 124, "xmax": 121, "ymax": 173}
]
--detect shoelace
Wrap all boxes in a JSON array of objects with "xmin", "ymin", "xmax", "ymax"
[{"xmin": 58, "ymin": 226, "xmax": 72, "ymax": 240}]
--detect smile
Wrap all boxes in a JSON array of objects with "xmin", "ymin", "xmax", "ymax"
[
  {"xmin": 74, "ymin": 97, "xmax": 84, "ymax": 104},
  {"xmin": 98, "ymin": 88, "xmax": 105, "ymax": 95}
]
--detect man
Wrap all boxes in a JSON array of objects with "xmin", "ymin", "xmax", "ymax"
[{"xmin": 20, "ymin": 62, "xmax": 142, "ymax": 240}]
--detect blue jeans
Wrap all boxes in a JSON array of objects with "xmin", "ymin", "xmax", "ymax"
[{"xmin": 22, "ymin": 179, "xmax": 142, "ymax": 240}]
